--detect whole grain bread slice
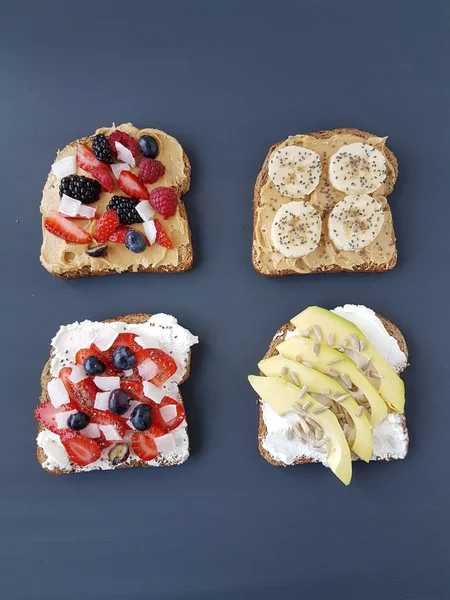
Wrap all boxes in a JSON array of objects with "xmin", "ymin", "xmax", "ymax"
[
  {"xmin": 257, "ymin": 313, "xmax": 408, "ymax": 466},
  {"xmin": 37, "ymin": 313, "xmax": 192, "ymax": 474},
  {"xmin": 252, "ymin": 127, "xmax": 399, "ymax": 276}
]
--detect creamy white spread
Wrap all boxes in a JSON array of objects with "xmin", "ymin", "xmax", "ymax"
[
  {"xmin": 38, "ymin": 314, "xmax": 198, "ymax": 472},
  {"xmin": 262, "ymin": 305, "xmax": 408, "ymax": 465}
]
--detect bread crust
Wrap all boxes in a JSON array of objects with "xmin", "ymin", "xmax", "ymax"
[
  {"xmin": 256, "ymin": 313, "xmax": 408, "ymax": 466},
  {"xmin": 37, "ymin": 313, "xmax": 192, "ymax": 474},
  {"xmin": 43, "ymin": 133, "xmax": 193, "ymax": 278},
  {"xmin": 252, "ymin": 127, "xmax": 398, "ymax": 276}
]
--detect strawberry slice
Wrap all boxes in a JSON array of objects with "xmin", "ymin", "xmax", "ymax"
[
  {"xmin": 45, "ymin": 210, "xmax": 92, "ymax": 244},
  {"xmin": 97, "ymin": 433, "xmax": 115, "ymax": 449},
  {"xmin": 60, "ymin": 432, "xmax": 101, "ymax": 467},
  {"xmin": 131, "ymin": 429, "xmax": 160, "ymax": 461},
  {"xmin": 152, "ymin": 397, "xmax": 186, "ymax": 432},
  {"xmin": 134, "ymin": 348, "xmax": 177, "ymax": 386},
  {"xmin": 76, "ymin": 144, "xmax": 114, "ymax": 192},
  {"xmin": 118, "ymin": 170, "xmax": 150, "ymax": 200},
  {"xmin": 111, "ymin": 333, "xmax": 142, "ymax": 354},
  {"xmin": 75, "ymin": 347, "xmax": 115, "ymax": 375},
  {"xmin": 59, "ymin": 369, "xmax": 98, "ymax": 411},
  {"xmin": 154, "ymin": 220, "xmax": 174, "ymax": 249},
  {"xmin": 108, "ymin": 225, "xmax": 131, "ymax": 243},
  {"xmin": 34, "ymin": 401, "xmax": 74, "ymax": 433},
  {"xmin": 120, "ymin": 380, "xmax": 145, "ymax": 402},
  {"xmin": 88, "ymin": 409, "xmax": 127, "ymax": 438}
]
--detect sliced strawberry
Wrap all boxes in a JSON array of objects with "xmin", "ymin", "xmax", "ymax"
[
  {"xmin": 154, "ymin": 219, "xmax": 174, "ymax": 249},
  {"xmin": 120, "ymin": 380, "xmax": 145, "ymax": 402},
  {"xmin": 88, "ymin": 409, "xmax": 127, "ymax": 438},
  {"xmin": 45, "ymin": 210, "xmax": 92, "ymax": 244},
  {"xmin": 152, "ymin": 397, "xmax": 185, "ymax": 432},
  {"xmin": 59, "ymin": 369, "xmax": 98, "ymax": 411},
  {"xmin": 97, "ymin": 433, "xmax": 115, "ymax": 450},
  {"xmin": 134, "ymin": 348, "xmax": 177, "ymax": 386},
  {"xmin": 95, "ymin": 209, "xmax": 120, "ymax": 243},
  {"xmin": 75, "ymin": 347, "xmax": 115, "ymax": 374},
  {"xmin": 76, "ymin": 144, "xmax": 114, "ymax": 192},
  {"xmin": 111, "ymin": 333, "xmax": 142, "ymax": 353},
  {"xmin": 131, "ymin": 429, "xmax": 159, "ymax": 461},
  {"xmin": 34, "ymin": 401, "xmax": 73, "ymax": 433},
  {"xmin": 108, "ymin": 225, "xmax": 131, "ymax": 243},
  {"xmin": 118, "ymin": 170, "xmax": 150, "ymax": 200},
  {"xmin": 60, "ymin": 432, "xmax": 101, "ymax": 467}
]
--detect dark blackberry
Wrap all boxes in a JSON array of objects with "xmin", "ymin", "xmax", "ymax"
[
  {"xmin": 59, "ymin": 175, "xmax": 101, "ymax": 204},
  {"xmin": 92, "ymin": 133, "xmax": 114, "ymax": 164},
  {"xmin": 106, "ymin": 196, "xmax": 144, "ymax": 225}
]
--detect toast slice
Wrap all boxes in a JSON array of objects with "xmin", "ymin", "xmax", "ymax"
[
  {"xmin": 255, "ymin": 307, "xmax": 408, "ymax": 469},
  {"xmin": 36, "ymin": 313, "xmax": 198, "ymax": 474},
  {"xmin": 40, "ymin": 123, "xmax": 193, "ymax": 278},
  {"xmin": 252, "ymin": 128, "xmax": 399, "ymax": 276}
]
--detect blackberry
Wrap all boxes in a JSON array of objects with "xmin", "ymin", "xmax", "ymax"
[
  {"xmin": 59, "ymin": 175, "xmax": 101, "ymax": 204},
  {"xmin": 92, "ymin": 133, "xmax": 114, "ymax": 164},
  {"xmin": 106, "ymin": 196, "xmax": 144, "ymax": 225}
]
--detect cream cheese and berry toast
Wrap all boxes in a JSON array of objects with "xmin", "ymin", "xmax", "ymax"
[
  {"xmin": 40, "ymin": 123, "xmax": 193, "ymax": 278},
  {"xmin": 248, "ymin": 305, "xmax": 409, "ymax": 485},
  {"xmin": 252, "ymin": 128, "xmax": 399, "ymax": 276},
  {"xmin": 35, "ymin": 314, "xmax": 198, "ymax": 473}
]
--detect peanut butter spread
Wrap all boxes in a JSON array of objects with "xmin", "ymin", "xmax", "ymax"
[
  {"xmin": 254, "ymin": 133, "xmax": 397, "ymax": 273},
  {"xmin": 40, "ymin": 123, "xmax": 190, "ymax": 275}
]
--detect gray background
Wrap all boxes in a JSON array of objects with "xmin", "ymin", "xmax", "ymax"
[{"xmin": 1, "ymin": 1, "xmax": 449, "ymax": 598}]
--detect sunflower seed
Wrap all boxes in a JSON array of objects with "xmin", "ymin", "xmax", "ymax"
[
  {"xmin": 313, "ymin": 342, "xmax": 319, "ymax": 357},
  {"xmin": 355, "ymin": 406, "xmax": 364, "ymax": 417},
  {"xmin": 292, "ymin": 403, "xmax": 305, "ymax": 415},
  {"xmin": 312, "ymin": 406, "xmax": 328, "ymax": 415},
  {"xmin": 351, "ymin": 390, "xmax": 364, "ymax": 401},
  {"xmin": 359, "ymin": 339, "xmax": 366, "ymax": 351},
  {"xmin": 293, "ymin": 425, "xmax": 308, "ymax": 444},
  {"xmin": 362, "ymin": 357, "xmax": 371, "ymax": 372},
  {"xmin": 328, "ymin": 332, "xmax": 335, "ymax": 346},
  {"xmin": 370, "ymin": 371, "xmax": 383, "ymax": 379},
  {"xmin": 298, "ymin": 384, "xmax": 309, "ymax": 399},
  {"xmin": 302, "ymin": 361, "xmax": 314, "ymax": 368},
  {"xmin": 350, "ymin": 334, "xmax": 359, "ymax": 350},
  {"xmin": 312, "ymin": 324, "xmax": 322, "ymax": 341},
  {"xmin": 297, "ymin": 415, "xmax": 310, "ymax": 434},
  {"xmin": 302, "ymin": 400, "xmax": 311, "ymax": 410},
  {"xmin": 300, "ymin": 328, "xmax": 310, "ymax": 337},
  {"xmin": 335, "ymin": 393, "xmax": 349, "ymax": 402},
  {"xmin": 289, "ymin": 371, "xmax": 300, "ymax": 386},
  {"xmin": 342, "ymin": 374, "xmax": 352, "ymax": 389},
  {"xmin": 315, "ymin": 437, "xmax": 327, "ymax": 446},
  {"xmin": 327, "ymin": 357, "xmax": 344, "ymax": 365},
  {"xmin": 315, "ymin": 427, "xmax": 323, "ymax": 440},
  {"xmin": 339, "ymin": 339, "xmax": 348, "ymax": 348},
  {"xmin": 320, "ymin": 388, "xmax": 331, "ymax": 395},
  {"xmin": 326, "ymin": 368, "xmax": 339, "ymax": 378},
  {"xmin": 336, "ymin": 412, "xmax": 346, "ymax": 419},
  {"xmin": 281, "ymin": 367, "xmax": 288, "ymax": 376}
]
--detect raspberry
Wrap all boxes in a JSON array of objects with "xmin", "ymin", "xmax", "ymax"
[
  {"xmin": 138, "ymin": 158, "xmax": 166, "ymax": 184},
  {"xmin": 149, "ymin": 187, "xmax": 178, "ymax": 220},
  {"xmin": 108, "ymin": 131, "xmax": 139, "ymax": 157},
  {"xmin": 95, "ymin": 210, "xmax": 120, "ymax": 243}
]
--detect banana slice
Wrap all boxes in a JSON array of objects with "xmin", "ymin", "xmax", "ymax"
[
  {"xmin": 328, "ymin": 143, "xmax": 387, "ymax": 194},
  {"xmin": 268, "ymin": 146, "xmax": 322, "ymax": 198},
  {"xmin": 328, "ymin": 194, "xmax": 385, "ymax": 251},
  {"xmin": 271, "ymin": 201, "xmax": 322, "ymax": 258}
]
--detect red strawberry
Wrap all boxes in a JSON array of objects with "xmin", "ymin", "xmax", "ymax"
[
  {"xmin": 59, "ymin": 369, "xmax": 98, "ymax": 411},
  {"xmin": 108, "ymin": 225, "xmax": 130, "ymax": 243},
  {"xmin": 131, "ymin": 429, "xmax": 160, "ymax": 461},
  {"xmin": 76, "ymin": 144, "xmax": 114, "ymax": 192},
  {"xmin": 95, "ymin": 210, "xmax": 120, "ymax": 243},
  {"xmin": 108, "ymin": 131, "xmax": 139, "ymax": 158},
  {"xmin": 88, "ymin": 409, "xmax": 127, "ymax": 438},
  {"xmin": 135, "ymin": 348, "xmax": 177, "ymax": 386},
  {"xmin": 149, "ymin": 187, "xmax": 178, "ymax": 219},
  {"xmin": 120, "ymin": 380, "xmax": 145, "ymax": 402},
  {"xmin": 118, "ymin": 171, "xmax": 150, "ymax": 200},
  {"xmin": 45, "ymin": 210, "xmax": 92, "ymax": 244},
  {"xmin": 75, "ymin": 348, "xmax": 115, "ymax": 374},
  {"xmin": 60, "ymin": 432, "xmax": 101, "ymax": 467},
  {"xmin": 152, "ymin": 397, "xmax": 186, "ymax": 432},
  {"xmin": 154, "ymin": 220, "xmax": 173, "ymax": 249},
  {"xmin": 111, "ymin": 333, "xmax": 142, "ymax": 353},
  {"xmin": 138, "ymin": 158, "xmax": 166, "ymax": 184},
  {"xmin": 34, "ymin": 401, "xmax": 73, "ymax": 433},
  {"xmin": 97, "ymin": 433, "xmax": 115, "ymax": 450}
]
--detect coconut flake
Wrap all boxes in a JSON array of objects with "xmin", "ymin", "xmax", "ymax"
[
  {"xmin": 136, "ymin": 201, "xmax": 155, "ymax": 222},
  {"xmin": 143, "ymin": 220, "xmax": 157, "ymax": 245},
  {"xmin": 77, "ymin": 204, "xmax": 96, "ymax": 219},
  {"xmin": 80, "ymin": 423, "xmax": 101, "ymax": 439},
  {"xmin": 143, "ymin": 381, "xmax": 165, "ymax": 404},
  {"xmin": 93, "ymin": 376, "xmax": 120, "ymax": 391},
  {"xmin": 137, "ymin": 358, "xmax": 159, "ymax": 381},
  {"xmin": 126, "ymin": 419, "xmax": 136, "ymax": 431},
  {"xmin": 160, "ymin": 404, "xmax": 177, "ymax": 423},
  {"xmin": 59, "ymin": 194, "xmax": 81, "ymax": 217},
  {"xmin": 115, "ymin": 141, "xmax": 135, "ymax": 167},
  {"xmin": 135, "ymin": 334, "xmax": 160, "ymax": 349},
  {"xmin": 155, "ymin": 433, "xmax": 177, "ymax": 453},
  {"xmin": 122, "ymin": 369, "xmax": 134, "ymax": 377},
  {"xmin": 111, "ymin": 162, "xmax": 132, "ymax": 179},
  {"xmin": 52, "ymin": 155, "xmax": 77, "ymax": 179},
  {"xmin": 55, "ymin": 409, "xmax": 77, "ymax": 429},
  {"xmin": 94, "ymin": 391, "xmax": 111, "ymax": 411},
  {"xmin": 69, "ymin": 365, "xmax": 88, "ymax": 384},
  {"xmin": 93, "ymin": 325, "xmax": 118, "ymax": 351},
  {"xmin": 48, "ymin": 378, "xmax": 70, "ymax": 408},
  {"xmin": 99, "ymin": 424, "xmax": 122, "ymax": 441}
]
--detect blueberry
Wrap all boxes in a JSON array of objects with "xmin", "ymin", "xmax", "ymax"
[
  {"xmin": 108, "ymin": 389, "xmax": 131, "ymax": 415},
  {"xmin": 130, "ymin": 403, "xmax": 152, "ymax": 431},
  {"xmin": 112, "ymin": 346, "xmax": 136, "ymax": 370},
  {"xmin": 125, "ymin": 230, "xmax": 147, "ymax": 254},
  {"xmin": 67, "ymin": 412, "xmax": 90, "ymax": 431},
  {"xmin": 86, "ymin": 244, "xmax": 108, "ymax": 258},
  {"xmin": 84, "ymin": 355, "xmax": 106, "ymax": 376},
  {"xmin": 138, "ymin": 135, "xmax": 159, "ymax": 159}
]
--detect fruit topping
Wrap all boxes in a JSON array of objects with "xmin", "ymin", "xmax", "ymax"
[
  {"xmin": 52, "ymin": 155, "xmax": 76, "ymax": 179},
  {"xmin": 59, "ymin": 370, "xmax": 98, "ymax": 411},
  {"xmin": 59, "ymin": 174, "xmax": 101, "ymax": 203},
  {"xmin": 130, "ymin": 403, "xmax": 152, "ymax": 431},
  {"xmin": 120, "ymin": 380, "xmax": 145, "ymax": 402},
  {"xmin": 108, "ymin": 442, "xmax": 130, "ymax": 465},
  {"xmin": 99, "ymin": 424, "xmax": 123, "ymax": 441},
  {"xmin": 69, "ymin": 365, "xmax": 88, "ymax": 384},
  {"xmin": 94, "ymin": 391, "xmax": 110, "ymax": 410},
  {"xmin": 112, "ymin": 346, "xmax": 136, "ymax": 370},
  {"xmin": 59, "ymin": 195, "xmax": 97, "ymax": 220},
  {"xmin": 106, "ymin": 196, "xmax": 144, "ymax": 225},
  {"xmin": 60, "ymin": 432, "xmax": 101, "ymax": 467},
  {"xmin": 138, "ymin": 135, "xmax": 159, "ymax": 158},
  {"xmin": 47, "ymin": 378, "xmax": 71, "ymax": 408},
  {"xmin": 268, "ymin": 146, "xmax": 322, "ymax": 198},
  {"xmin": 118, "ymin": 170, "xmax": 150, "ymax": 200},
  {"xmin": 131, "ymin": 429, "xmax": 159, "ymax": 461},
  {"xmin": 115, "ymin": 142, "xmax": 136, "ymax": 168},
  {"xmin": 152, "ymin": 397, "xmax": 185, "ymax": 432},
  {"xmin": 111, "ymin": 333, "xmax": 142, "ymax": 353},
  {"xmin": 76, "ymin": 347, "xmax": 112, "ymax": 373},
  {"xmin": 83, "ymin": 355, "xmax": 106, "ymax": 376},
  {"xmin": 135, "ymin": 200, "xmax": 155, "ymax": 222},
  {"xmin": 143, "ymin": 220, "xmax": 157, "ymax": 245},
  {"xmin": 94, "ymin": 376, "xmax": 120, "ymax": 391},
  {"xmin": 67, "ymin": 412, "xmax": 90, "ymax": 431},
  {"xmin": 271, "ymin": 201, "xmax": 322, "ymax": 259},
  {"xmin": 108, "ymin": 131, "xmax": 139, "ymax": 158},
  {"xmin": 89, "ymin": 408, "xmax": 127, "ymax": 437},
  {"xmin": 138, "ymin": 158, "xmax": 165, "ymax": 184},
  {"xmin": 137, "ymin": 358, "xmax": 159, "ymax": 381},
  {"xmin": 108, "ymin": 388, "xmax": 131, "ymax": 415},
  {"xmin": 35, "ymin": 401, "xmax": 67, "ymax": 433},
  {"xmin": 79, "ymin": 423, "xmax": 101, "ymax": 438},
  {"xmin": 95, "ymin": 209, "xmax": 120, "ymax": 243},
  {"xmin": 149, "ymin": 187, "xmax": 178, "ymax": 219},
  {"xmin": 108, "ymin": 225, "xmax": 130, "ymax": 243},
  {"xmin": 92, "ymin": 133, "xmax": 114, "ymax": 165},
  {"xmin": 76, "ymin": 144, "xmax": 114, "ymax": 192},
  {"xmin": 45, "ymin": 210, "xmax": 92, "ymax": 244},
  {"xmin": 125, "ymin": 229, "xmax": 146, "ymax": 253},
  {"xmin": 142, "ymin": 381, "xmax": 166, "ymax": 404},
  {"xmin": 135, "ymin": 348, "xmax": 177, "ymax": 386},
  {"xmin": 86, "ymin": 244, "xmax": 108, "ymax": 258},
  {"xmin": 154, "ymin": 219, "xmax": 174, "ymax": 249},
  {"xmin": 111, "ymin": 162, "xmax": 132, "ymax": 180}
]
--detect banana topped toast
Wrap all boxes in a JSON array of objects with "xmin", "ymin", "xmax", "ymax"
[{"xmin": 252, "ymin": 128, "xmax": 399, "ymax": 276}]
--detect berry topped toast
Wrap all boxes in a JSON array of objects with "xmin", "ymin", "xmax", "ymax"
[
  {"xmin": 252, "ymin": 128, "xmax": 399, "ymax": 276},
  {"xmin": 40, "ymin": 123, "xmax": 193, "ymax": 278},
  {"xmin": 35, "ymin": 313, "xmax": 198, "ymax": 473}
]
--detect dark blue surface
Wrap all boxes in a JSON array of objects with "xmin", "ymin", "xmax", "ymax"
[{"xmin": 1, "ymin": 1, "xmax": 449, "ymax": 598}]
